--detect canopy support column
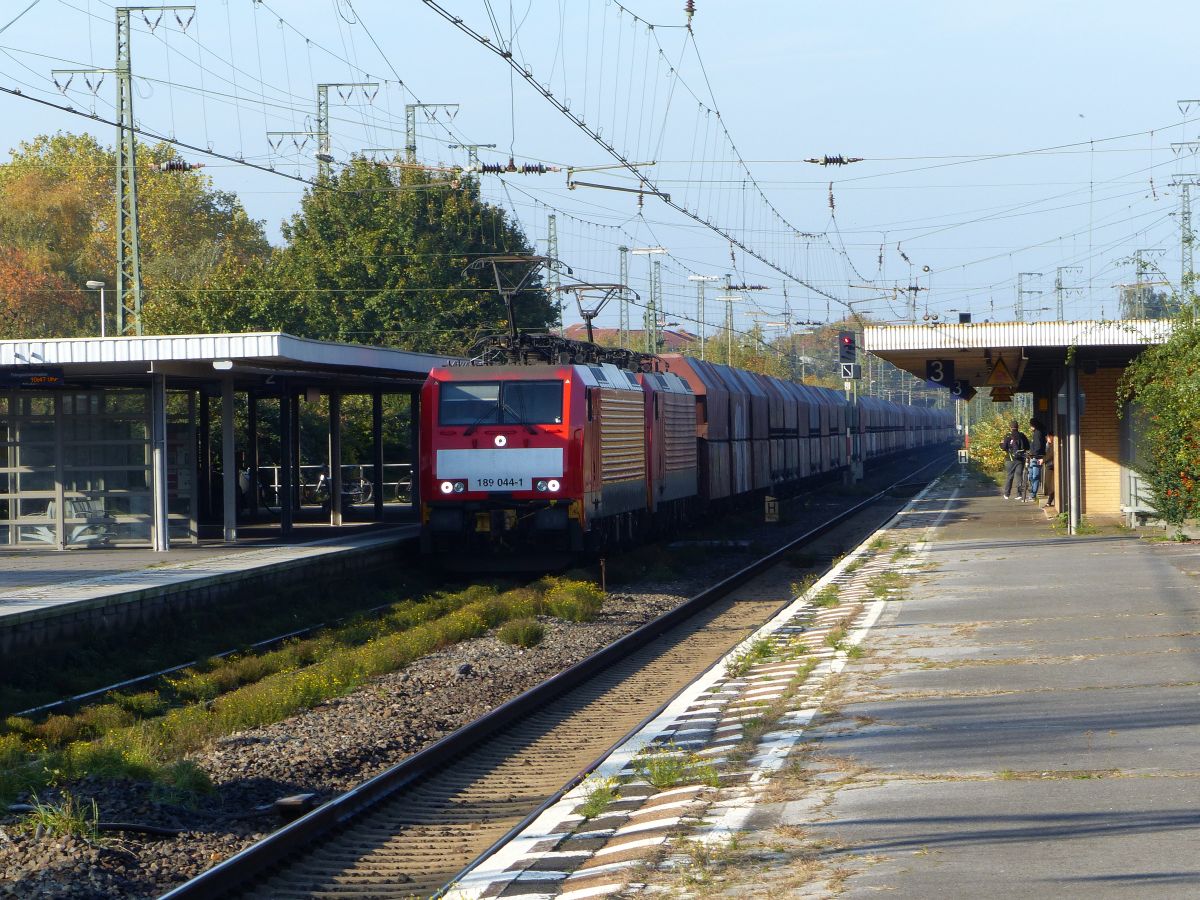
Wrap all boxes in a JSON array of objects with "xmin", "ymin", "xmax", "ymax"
[
  {"xmin": 329, "ymin": 390, "xmax": 342, "ymax": 527},
  {"xmin": 151, "ymin": 372, "xmax": 170, "ymax": 551},
  {"xmin": 246, "ymin": 390, "xmax": 259, "ymax": 518},
  {"xmin": 1067, "ymin": 361, "xmax": 1082, "ymax": 536},
  {"xmin": 279, "ymin": 384, "xmax": 294, "ymax": 537},
  {"xmin": 372, "ymin": 390, "xmax": 384, "ymax": 520},
  {"xmin": 221, "ymin": 376, "xmax": 237, "ymax": 543}
]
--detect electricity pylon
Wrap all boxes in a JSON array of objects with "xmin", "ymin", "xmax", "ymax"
[{"xmin": 52, "ymin": 5, "xmax": 195, "ymax": 335}]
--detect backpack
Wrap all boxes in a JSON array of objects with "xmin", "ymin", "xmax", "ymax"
[{"xmin": 1003, "ymin": 432, "xmax": 1028, "ymax": 459}]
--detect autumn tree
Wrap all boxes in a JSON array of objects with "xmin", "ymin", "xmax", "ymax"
[
  {"xmin": 0, "ymin": 132, "xmax": 270, "ymax": 337},
  {"xmin": 0, "ymin": 249, "xmax": 91, "ymax": 338}
]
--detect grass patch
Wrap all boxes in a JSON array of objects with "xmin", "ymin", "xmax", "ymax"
[
  {"xmin": 0, "ymin": 576, "xmax": 603, "ymax": 808},
  {"xmin": 728, "ymin": 659, "xmax": 818, "ymax": 763},
  {"xmin": 497, "ymin": 618, "xmax": 545, "ymax": 648},
  {"xmin": 845, "ymin": 644, "xmax": 866, "ymax": 660},
  {"xmin": 576, "ymin": 775, "xmax": 620, "ymax": 819},
  {"xmin": 633, "ymin": 743, "xmax": 720, "ymax": 790},
  {"xmin": 789, "ymin": 575, "xmax": 818, "ymax": 599},
  {"xmin": 725, "ymin": 637, "xmax": 776, "ymax": 678},
  {"xmin": 811, "ymin": 585, "xmax": 840, "ymax": 608},
  {"xmin": 18, "ymin": 791, "xmax": 103, "ymax": 843},
  {"xmin": 891, "ymin": 544, "xmax": 914, "ymax": 561},
  {"xmin": 825, "ymin": 625, "xmax": 849, "ymax": 649},
  {"xmin": 866, "ymin": 570, "xmax": 907, "ymax": 599},
  {"xmin": 666, "ymin": 833, "xmax": 743, "ymax": 889},
  {"xmin": 1051, "ymin": 513, "xmax": 1100, "ymax": 536},
  {"xmin": 0, "ymin": 564, "xmax": 447, "ymax": 719}
]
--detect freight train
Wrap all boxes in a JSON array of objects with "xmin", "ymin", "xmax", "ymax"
[{"xmin": 418, "ymin": 339, "xmax": 955, "ymax": 563}]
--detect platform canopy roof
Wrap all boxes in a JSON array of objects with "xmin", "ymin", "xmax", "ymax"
[
  {"xmin": 864, "ymin": 319, "xmax": 1174, "ymax": 393},
  {"xmin": 0, "ymin": 332, "xmax": 465, "ymax": 390}
]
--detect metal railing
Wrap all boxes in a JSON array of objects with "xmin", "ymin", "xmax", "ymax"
[{"xmin": 255, "ymin": 463, "xmax": 412, "ymax": 507}]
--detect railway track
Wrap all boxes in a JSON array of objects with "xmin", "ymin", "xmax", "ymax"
[{"xmin": 163, "ymin": 451, "xmax": 955, "ymax": 900}]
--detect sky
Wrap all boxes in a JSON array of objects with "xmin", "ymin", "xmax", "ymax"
[{"xmin": 2, "ymin": 0, "xmax": 1199, "ymax": 341}]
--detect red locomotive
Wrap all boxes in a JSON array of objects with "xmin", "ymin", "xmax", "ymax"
[{"xmin": 419, "ymin": 348, "xmax": 955, "ymax": 564}]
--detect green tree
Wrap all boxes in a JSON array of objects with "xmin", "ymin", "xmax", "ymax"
[
  {"xmin": 1118, "ymin": 313, "xmax": 1200, "ymax": 527},
  {"xmin": 267, "ymin": 159, "xmax": 553, "ymax": 354}
]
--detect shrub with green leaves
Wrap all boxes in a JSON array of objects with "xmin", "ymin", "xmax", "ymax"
[
  {"xmin": 969, "ymin": 413, "xmax": 1015, "ymax": 473},
  {"xmin": 1119, "ymin": 314, "xmax": 1200, "ymax": 527},
  {"xmin": 539, "ymin": 577, "xmax": 605, "ymax": 622}
]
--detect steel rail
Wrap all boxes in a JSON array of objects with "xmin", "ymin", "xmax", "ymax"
[{"xmin": 161, "ymin": 448, "xmax": 955, "ymax": 900}]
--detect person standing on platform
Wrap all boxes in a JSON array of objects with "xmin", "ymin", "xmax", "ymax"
[
  {"xmin": 1000, "ymin": 420, "xmax": 1030, "ymax": 500},
  {"xmin": 1041, "ymin": 431, "xmax": 1056, "ymax": 508},
  {"xmin": 1027, "ymin": 418, "xmax": 1048, "ymax": 503}
]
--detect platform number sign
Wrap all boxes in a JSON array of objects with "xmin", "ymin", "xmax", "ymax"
[
  {"xmin": 950, "ymin": 380, "xmax": 976, "ymax": 402},
  {"xmin": 925, "ymin": 359, "xmax": 955, "ymax": 388}
]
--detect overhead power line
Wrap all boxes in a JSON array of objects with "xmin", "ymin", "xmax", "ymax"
[{"xmin": 418, "ymin": 0, "xmax": 854, "ymax": 310}]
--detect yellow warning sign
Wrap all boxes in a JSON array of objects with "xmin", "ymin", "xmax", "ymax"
[
  {"xmin": 985, "ymin": 357, "xmax": 1016, "ymax": 387},
  {"xmin": 990, "ymin": 387, "xmax": 1014, "ymax": 403}
]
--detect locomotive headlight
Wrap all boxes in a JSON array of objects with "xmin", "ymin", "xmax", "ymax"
[
  {"xmin": 535, "ymin": 480, "xmax": 548, "ymax": 492},
  {"xmin": 453, "ymin": 481, "xmax": 466, "ymax": 493},
  {"xmin": 547, "ymin": 479, "xmax": 561, "ymax": 492},
  {"xmin": 439, "ymin": 481, "xmax": 454, "ymax": 495}
]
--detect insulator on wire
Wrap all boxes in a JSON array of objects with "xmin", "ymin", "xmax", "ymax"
[
  {"xmin": 158, "ymin": 160, "xmax": 204, "ymax": 172},
  {"xmin": 478, "ymin": 159, "xmax": 557, "ymax": 175},
  {"xmin": 804, "ymin": 154, "xmax": 863, "ymax": 167}
]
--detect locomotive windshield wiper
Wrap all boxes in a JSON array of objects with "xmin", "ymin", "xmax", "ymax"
[
  {"xmin": 502, "ymin": 400, "xmax": 538, "ymax": 434},
  {"xmin": 462, "ymin": 408, "xmax": 498, "ymax": 436}
]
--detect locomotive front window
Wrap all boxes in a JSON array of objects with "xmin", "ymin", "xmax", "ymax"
[
  {"xmin": 439, "ymin": 381, "xmax": 563, "ymax": 426},
  {"xmin": 440, "ymin": 383, "xmax": 501, "ymax": 425},
  {"xmin": 504, "ymin": 381, "xmax": 563, "ymax": 424}
]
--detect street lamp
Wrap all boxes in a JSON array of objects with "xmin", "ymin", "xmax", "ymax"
[{"xmin": 85, "ymin": 280, "xmax": 106, "ymax": 337}]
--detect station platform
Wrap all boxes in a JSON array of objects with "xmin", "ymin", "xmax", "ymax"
[
  {"xmin": 0, "ymin": 523, "xmax": 419, "ymax": 653},
  {"xmin": 713, "ymin": 470, "xmax": 1200, "ymax": 897},
  {"xmin": 453, "ymin": 466, "xmax": 1200, "ymax": 899}
]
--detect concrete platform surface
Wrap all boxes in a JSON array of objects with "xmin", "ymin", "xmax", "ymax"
[
  {"xmin": 728, "ymin": 470, "xmax": 1200, "ymax": 897},
  {"xmin": 0, "ymin": 523, "xmax": 419, "ymax": 653}
]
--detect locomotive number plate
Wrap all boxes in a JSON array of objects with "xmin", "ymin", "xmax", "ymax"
[{"xmin": 470, "ymin": 475, "xmax": 529, "ymax": 491}]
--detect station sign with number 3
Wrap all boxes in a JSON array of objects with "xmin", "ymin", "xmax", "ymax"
[{"xmin": 925, "ymin": 359, "xmax": 955, "ymax": 386}]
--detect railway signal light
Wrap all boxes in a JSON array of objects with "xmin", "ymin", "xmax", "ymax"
[{"xmin": 837, "ymin": 330, "xmax": 856, "ymax": 364}]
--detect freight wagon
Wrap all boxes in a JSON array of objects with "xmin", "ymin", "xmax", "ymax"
[{"xmin": 419, "ymin": 354, "xmax": 954, "ymax": 564}]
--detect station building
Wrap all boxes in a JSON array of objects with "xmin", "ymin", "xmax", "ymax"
[
  {"xmin": 0, "ymin": 333, "xmax": 457, "ymax": 551},
  {"xmin": 865, "ymin": 318, "xmax": 1173, "ymax": 532}
]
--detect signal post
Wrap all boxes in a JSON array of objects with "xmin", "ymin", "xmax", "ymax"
[{"xmin": 839, "ymin": 331, "xmax": 864, "ymax": 483}]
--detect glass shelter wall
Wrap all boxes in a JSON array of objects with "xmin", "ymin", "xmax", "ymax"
[{"xmin": 0, "ymin": 387, "xmax": 196, "ymax": 548}]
